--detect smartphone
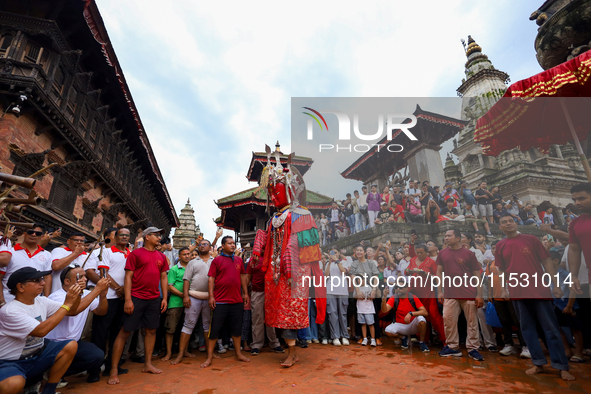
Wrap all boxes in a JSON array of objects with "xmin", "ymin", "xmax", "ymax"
[
  {"xmin": 411, "ymin": 228, "xmax": 417, "ymax": 236},
  {"xmin": 76, "ymin": 273, "xmax": 80, "ymax": 281},
  {"xmin": 329, "ymin": 250, "xmax": 336, "ymax": 256}
]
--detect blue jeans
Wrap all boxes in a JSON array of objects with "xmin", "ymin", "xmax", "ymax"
[
  {"xmin": 524, "ymin": 218, "xmax": 542, "ymax": 226},
  {"xmin": 513, "ymin": 299, "xmax": 569, "ymax": 371},
  {"xmin": 354, "ymin": 212, "xmax": 364, "ymax": 232},
  {"xmin": 346, "ymin": 215, "xmax": 355, "ymax": 234},
  {"xmin": 308, "ymin": 298, "xmax": 318, "ymax": 340},
  {"xmin": 297, "ymin": 327, "xmax": 311, "ymax": 341},
  {"xmin": 513, "ymin": 216, "xmax": 524, "ymax": 225}
]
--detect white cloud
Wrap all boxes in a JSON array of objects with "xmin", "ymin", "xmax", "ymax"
[{"xmin": 96, "ymin": 0, "xmax": 544, "ymax": 241}]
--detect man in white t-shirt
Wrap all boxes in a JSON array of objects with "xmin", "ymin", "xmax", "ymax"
[
  {"xmin": 47, "ymin": 266, "xmax": 110, "ymax": 384},
  {"xmin": 88, "ymin": 228, "xmax": 131, "ymax": 379},
  {"xmin": 49, "ymin": 233, "xmax": 88, "ymax": 294},
  {"xmin": 324, "ymin": 249, "xmax": 351, "ymax": 347},
  {"xmin": 0, "ymin": 267, "xmax": 82, "ymax": 394},
  {"xmin": 0, "ymin": 225, "xmax": 53, "ymax": 304},
  {"xmin": 406, "ymin": 180, "xmax": 421, "ymax": 203}
]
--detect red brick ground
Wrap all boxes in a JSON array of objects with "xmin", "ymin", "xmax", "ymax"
[{"xmin": 60, "ymin": 340, "xmax": 591, "ymax": 394}]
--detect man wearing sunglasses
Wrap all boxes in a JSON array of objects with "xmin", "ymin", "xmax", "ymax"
[
  {"xmin": 0, "ymin": 225, "xmax": 53, "ymax": 304},
  {"xmin": 0, "ymin": 267, "xmax": 82, "ymax": 394},
  {"xmin": 49, "ymin": 233, "xmax": 87, "ymax": 294},
  {"xmin": 107, "ymin": 227, "xmax": 169, "ymax": 385}
]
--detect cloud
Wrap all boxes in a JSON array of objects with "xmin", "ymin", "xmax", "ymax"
[{"xmin": 96, "ymin": 0, "xmax": 545, "ymax": 241}]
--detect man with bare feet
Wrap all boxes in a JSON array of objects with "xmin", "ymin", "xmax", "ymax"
[
  {"xmin": 496, "ymin": 214, "xmax": 575, "ymax": 381},
  {"xmin": 171, "ymin": 239, "xmax": 214, "ymax": 365},
  {"xmin": 201, "ymin": 236, "xmax": 249, "ymax": 368},
  {"xmin": 162, "ymin": 247, "xmax": 193, "ymax": 362},
  {"xmin": 107, "ymin": 227, "xmax": 169, "ymax": 384}
]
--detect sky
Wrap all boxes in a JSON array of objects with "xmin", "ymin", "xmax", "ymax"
[{"xmin": 96, "ymin": 0, "xmax": 544, "ymax": 242}]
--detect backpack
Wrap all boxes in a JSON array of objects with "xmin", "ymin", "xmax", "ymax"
[{"xmin": 391, "ymin": 293, "xmax": 418, "ymax": 323}]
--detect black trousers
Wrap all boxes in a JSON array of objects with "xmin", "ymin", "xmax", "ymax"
[
  {"xmin": 578, "ymin": 284, "xmax": 591, "ymax": 349},
  {"xmin": 66, "ymin": 340, "xmax": 105, "ymax": 376},
  {"xmin": 90, "ymin": 298, "xmax": 124, "ymax": 371},
  {"xmin": 493, "ymin": 299, "xmax": 525, "ymax": 346}
]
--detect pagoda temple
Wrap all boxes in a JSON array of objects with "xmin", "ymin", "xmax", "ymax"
[
  {"xmin": 215, "ymin": 142, "xmax": 333, "ymax": 246},
  {"xmin": 172, "ymin": 199, "xmax": 202, "ymax": 248},
  {"xmin": 340, "ymin": 105, "xmax": 468, "ymax": 189}
]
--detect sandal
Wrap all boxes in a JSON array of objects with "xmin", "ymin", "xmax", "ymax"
[
  {"xmin": 570, "ymin": 355, "xmax": 585, "ymax": 363},
  {"xmin": 376, "ymin": 339, "xmax": 383, "ymax": 346}
]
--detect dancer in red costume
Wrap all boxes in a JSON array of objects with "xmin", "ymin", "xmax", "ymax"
[{"xmin": 252, "ymin": 146, "xmax": 326, "ymax": 368}]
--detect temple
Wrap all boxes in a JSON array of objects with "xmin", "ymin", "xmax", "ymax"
[
  {"xmin": 215, "ymin": 142, "xmax": 332, "ymax": 246},
  {"xmin": 172, "ymin": 199, "xmax": 202, "ymax": 248},
  {"xmin": 451, "ymin": 35, "xmax": 589, "ymax": 224},
  {"xmin": 340, "ymin": 105, "xmax": 467, "ymax": 189},
  {"xmin": 0, "ymin": 1, "xmax": 178, "ymax": 244}
]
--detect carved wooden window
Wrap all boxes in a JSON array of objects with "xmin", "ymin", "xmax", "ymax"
[
  {"xmin": 48, "ymin": 175, "xmax": 77, "ymax": 217},
  {"xmin": 80, "ymin": 105, "xmax": 89, "ymax": 128},
  {"xmin": 0, "ymin": 34, "xmax": 13, "ymax": 57},
  {"xmin": 88, "ymin": 119, "xmax": 97, "ymax": 146},
  {"xmin": 52, "ymin": 66, "xmax": 65, "ymax": 95},
  {"xmin": 23, "ymin": 42, "xmax": 43, "ymax": 64},
  {"xmin": 67, "ymin": 87, "xmax": 77, "ymax": 113},
  {"xmin": 81, "ymin": 207, "xmax": 94, "ymax": 228}
]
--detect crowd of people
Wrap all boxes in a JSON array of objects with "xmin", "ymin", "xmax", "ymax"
[
  {"xmin": 316, "ymin": 179, "xmax": 573, "ymax": 244},
  {"xmin": 0, "ymin": 182, "xmax": 589, "ymax": 393}
]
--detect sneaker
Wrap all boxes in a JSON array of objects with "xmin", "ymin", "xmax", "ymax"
[
  {"xmin": 520, "ymin": 346, "xmax": 531, "ymax": 359},
  {"xmin": 272, "ymin": 346, "xmax": 285, "ymax": 353},
  {"xmin": 22, "ymin": 382, "xmax": 41, "ymax": 394},
  {"xmin": 223, "ymin": 344, "xmax": 229, "ymax": 349},
  {"xmin": 307, "ymin": 339, "xmax": 312, "ymax": 343},
  {"xmin": 393, "ymin": 339, "xmax": 402, "ymax": 346},
  {"xmin": 57, "ymin": 378, "xmax": 68, "ymax": 389},
  {"xmin": 341, "ymin": 338, "xmax": 350, "ymax": 346},
  {"xmin": 312, "ymin": 339, "xmax": 320, "ymax": 344},
  {"xmin": 370, "ymin": 338, "xmax": 377, "ymax": 347},
  {"xmin": 321, "ymin": 339, "xmax": 328, "ymax": 345},
  {"xmin": 499, "ymin": 344, "xmax": 515, "ymax": 356},
  {"xmin": 439, "ymin": 346, "xmax": 462, "ymax": 357},
  {"xmin": 251, "ymin": 348, "xmax": 260, "ymax": 356},
  {"xmin": 486, "ymin": 232, "xmax": 495, "ymax": 238},
  {"xmin": 333, "ymin": 338, "xmax": 342, "ymax": 346},
  {"xmin": 419, "ymin": 342, "xmax": 430, "ymax": 353},
  {"xmin": 468, "ymin": 349, "xmax": 485, "ymax": 361},
  {"xmin": 478, "ymin": 345, "xmax": 484, "ymax": 351},
  {"xmin": 216, "ymin": 342, "xmax": 227, "ymax": 354},
  {"xmin": 410, "ymin": 337, "xmax": 419, "ymax": 343},
  {"xmin": 299, "ymin": 341, "xmax": 308, "ymax": 348},
  {"xmin": 487, "ymin": 345, "xmax": 498, "ymax": 352},
  {"xmin": 401, "ymin": 337, "xmax": 409, "ymax": 349},
  {"xmin": 199, "ymin": 345, "xmax": 206, "ymax": 352},
  {"xmin": 361, "ymin": 338, "xmax": 368, "ymax": 346}
]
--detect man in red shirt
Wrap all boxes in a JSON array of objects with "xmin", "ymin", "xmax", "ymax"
[
  {"xmin": 107, "ymin": 227, "xmax": 169, "ymax": 385},
  {"xmin": 497, "ymin": 214, "xmax": 574, "ymax": 381},
  {"xmin": 436, "ymin": 229, "xmax": 484, "ymax": 360},
  {"xmin": 568, "ymin": 183, "xmax": 591, "ymax": 295},
  {"xmin": 406, "ymin": 244, "xmax": 444, "ymax": 343},
  {"xmin": 201, "ymin": 236, "xmax": 249, "ymax": 368},
  {"xmin": 381, "ymin": 282, "xmax": 430, "ymax": 352}
]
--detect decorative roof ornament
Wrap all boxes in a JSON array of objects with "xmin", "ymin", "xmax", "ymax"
[{"xmin": 465, "ymin": 35, "xmax": 483, "ymax": 57}]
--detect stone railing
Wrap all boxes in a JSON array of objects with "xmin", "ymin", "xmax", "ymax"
[{"xmin": 322, "ymin": 221, "xmax": 548, "ymax": 254}]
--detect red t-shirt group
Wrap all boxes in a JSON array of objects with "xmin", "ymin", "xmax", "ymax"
[
  {"xmin": 125, "ymin": 247, "xmax": 169, "ymax": 300},
  {"xmin": 437, "ymin": 247, "xmax": 481, "ymax": 299},
  {"xmin": 208, "ymin": 255, "xmax": 245, "ymax": 304},
  {"xmin": 495, "ymin": 234, "xmax": 552, "ymax": 299},
  {"xmin": 569, "ymin": 214, "xmax": 591, "ymax": 284},
  {"xmin": 387, "ymin": 295, "xmax": 424, "ymax": 324}
]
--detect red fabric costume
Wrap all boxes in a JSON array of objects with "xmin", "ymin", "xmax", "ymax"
[{"xmin": 252, "ymin": 150, "xmax": 326, "ymax": 329}]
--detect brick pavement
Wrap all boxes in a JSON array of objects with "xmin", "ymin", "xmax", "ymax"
[{"xmin": 59, "ymin": 340, "xmax": 591, "ymax": 394}]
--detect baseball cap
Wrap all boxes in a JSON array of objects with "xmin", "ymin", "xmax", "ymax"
[
  {"xmin": 143, "ymin": 226, "xmax": 163, "ymax": 236},
  {"xmin": 380, "ymin": 202, "xmax": 388, "ymax": 206},
  {"xmin": 7, "ymin": 267, "xmax": 52, "ymax": 291}
]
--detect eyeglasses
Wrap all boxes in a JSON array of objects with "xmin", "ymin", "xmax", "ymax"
[
  {"xmin": 147, "ymin": 233, "xmax": 162, "ymax": 238},
  {"xmin": 26, "ymin": 230, "xmax": 43, "ymax": 236},
  {"xmin": 25, "ymin": 277, "xmax": 45, "ymax": 284}
]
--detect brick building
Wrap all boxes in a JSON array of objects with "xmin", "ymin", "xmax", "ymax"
[{"xmin": 0, "ymin": 1, "xmax": 178, "ymax": 244}]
